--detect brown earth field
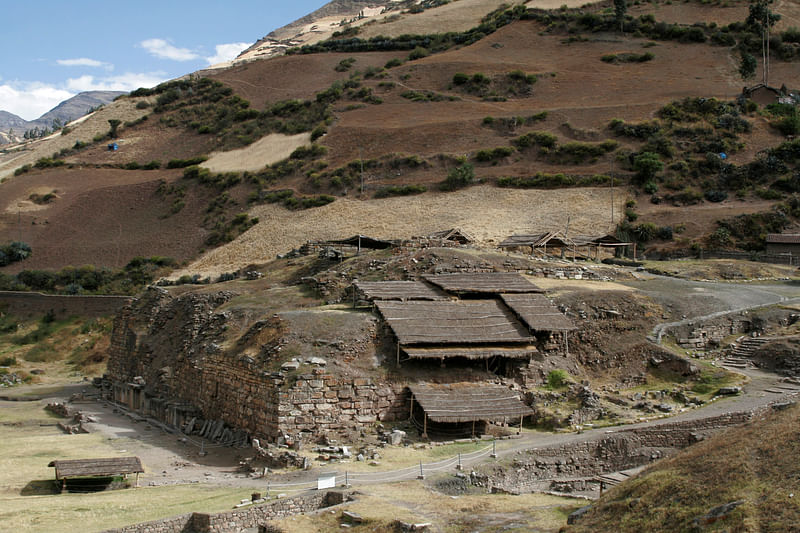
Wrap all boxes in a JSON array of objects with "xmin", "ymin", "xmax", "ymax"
[{"xmin": 0, "ymin": 0, "xmax": 798, "ymax": 272}]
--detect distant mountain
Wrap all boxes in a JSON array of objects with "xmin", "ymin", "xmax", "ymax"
[
  {"xmin": 0, "ymin": 91, "xmax": 125, "ymax": 143},
  {"xmin": 0, "ymin": 111, "xmax": 29, "ymax": 135}
]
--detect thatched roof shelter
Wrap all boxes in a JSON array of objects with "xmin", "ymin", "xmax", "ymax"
[
  {"xmin": 49, "ymin": 457, "xmax": 143, "ymax": 480},
  {"xmin": 427, "ymin": 228, "xmax": 475, "ymax": 244},
  {"xmin": 501, "ymin": 293, "xmax": 577, "ymax": 332},
  {"xmin": 327, "ymin": 235, "xmax": 394, "ymax": 249},
  {"xmin": 423, "ymin": 272, "xmax": 543, "ymax": 295},
  {"xmin": 375, "ymin": 300, "xmax": 535, "ymax": 345},
  {"xmin": 354, "ymin": 281, "xmax": 447, "ymax": 302},
  {"xmin": 403, "ymin": 345, "xmax": 536, "ymax": 360},
  {"xmin": 408, "ymin": 383, "xmax": 533, "ymax": 423}
]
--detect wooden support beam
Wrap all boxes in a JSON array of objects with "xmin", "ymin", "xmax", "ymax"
[{"xmin": 423, "ymin": 413, "xmax": 428, "ymax": 439}]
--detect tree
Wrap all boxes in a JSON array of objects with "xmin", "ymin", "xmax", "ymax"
[
  {"xmin": 108, "ymin": 119, "xmax": 121, "ymax": 139},
  {"xmin": 614, "ymin": 0, "xmax": 627, "ymax": 32},
  {"xmin": 441, "ymin": 162, "xmax": 475, "ymax": 191},
  {"xmin": 738, "ymin": 49, "xmax": 757, "ymax": 81},
  {"xmin": 746, "ymin": 0, "xmax": 780, "ymax": 85},
  {"xmin": 633, "ymin": 152, "xmax": 663, "ymax": 183}
]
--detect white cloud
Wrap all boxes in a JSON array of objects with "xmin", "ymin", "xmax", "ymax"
[
  {"xmin": 0, "ymin": 72, "xmax": 170, "ymax": 121},
  {"xmin": 65, "ymin": 72, "xmax": 169, "ymax": 92},
  {"xmin": 0, "ymin": 82, "xmax": 74, "ymax": 121},
  {"xmin": 57, "ymin": 58, "xmax": 113, "ymax": 70},
  {"xmin": 206, "ymin": 42, "xmax": 250, "ymax": 65},
  {"xmin": 140, "ymin": 38, "xmax": 199, "ymax": 61}
]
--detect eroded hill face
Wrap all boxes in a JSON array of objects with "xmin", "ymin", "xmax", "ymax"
[{"xmin": 1, "ymin": 0, "xmax": 799, "ymax": 275}]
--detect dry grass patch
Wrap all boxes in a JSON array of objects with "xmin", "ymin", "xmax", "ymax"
[
  {"xmin": 177, "ymin": 185, "xmax": 624, "ymax": 278},
  {"xmin": 202, "ymin": 132, "xmax": 312, "ymax": 173}
]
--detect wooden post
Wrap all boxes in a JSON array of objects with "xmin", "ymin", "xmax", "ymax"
[
  {"xmin": 471, "ymin": 420, "xmax": 476, "ymax": 437},
  {"xmin": 409, "ymin": 394, "xmax": 414, "ymax": 420},
  {"xmin": 518, "ymin": 415, "xmax": 523, "ymax": 435},
  {"xmin": 397, "ymin": 342, "xmax": 401, "ymax": 367},
  {"xmin": 423, "ymin": 413, "xmax": 428, "ymax": 439},
  {"xmin": 135, "ymin": 472, "xmax": 139, "ymax": 488}
]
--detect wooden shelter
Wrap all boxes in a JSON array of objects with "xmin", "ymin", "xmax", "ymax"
[
  {"xmin": 426, "ymin": 227, "xmax": 475, "ymax": 244},
  {"xmin": 49, "ymin": 457, "xmax": 143, "ymax": 492},
  {"xmin": 423, "ymin": 272, "xmax": 543, "ymax": 295},
  {"xmin": 408, "ymin": 383, "xmax": 534, "ymax": 437},
  {"xmin": 353, "ymin": 280, "xmax": 447, "ymax": 305},
  {"xmin": 499, "ymin": 232, "xmax": 632, "ymax": 260},
  {"xmin": 500, "ymin": 294, "xmax": 576, "ymax": 332}
]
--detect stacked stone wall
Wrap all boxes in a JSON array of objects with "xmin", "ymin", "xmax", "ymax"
[
  {"xmin": 481, "ymin": 411, "xmax": 754, "ymax": 493},
  {"xmin": 104, "ymin": 491, "xmax": 347, "ymax": 533}
]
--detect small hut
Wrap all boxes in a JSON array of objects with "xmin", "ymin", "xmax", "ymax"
[
  {"xmin": 408, "ymin": 383, "xmax": 533, "ymax": 438},
  {"xmin": 49, "ymin": 457, "xmax": 144, "ymax": 492}
]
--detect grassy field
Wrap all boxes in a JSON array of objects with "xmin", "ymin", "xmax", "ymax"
[{"xmin": 0, "ymin": 400, "xmax": 247, "ymax": 533}]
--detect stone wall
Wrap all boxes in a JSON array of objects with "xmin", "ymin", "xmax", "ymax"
[
  {"xmin": 105, "ymin": 491, "xmax": 348, "ymax": 533},
  {"xmin": 478, "ymin": 411, "xmax": 754, "ymax": 494},
  {"xmin": 0, "ymin": 291, "xmax": 130, "ymax": 319},
  {"xmin": 107, "ymin": 288, "xmax": 407, "ymax": 443}
]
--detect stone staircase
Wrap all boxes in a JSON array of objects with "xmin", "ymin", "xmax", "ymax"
[{"xmin": 722, "ymin": 336, "xmax": 770, "ymax": 368}]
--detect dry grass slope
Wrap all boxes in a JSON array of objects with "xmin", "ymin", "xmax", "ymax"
[{"xmin": 567, "ymin": 404, "xmax": 800, "ymax": 532}]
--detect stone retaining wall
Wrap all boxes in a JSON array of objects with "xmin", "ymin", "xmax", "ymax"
[
  {"xmin": 105, "ymin": 491, "xmax": 348, "ymax": 533},
  {"xmin": 0, "ymin": 291, "xmax": 130, "ymax": 319},
  {"xmin": 479, "ymin": 411, "xmax": 754, "ymax": 493}
]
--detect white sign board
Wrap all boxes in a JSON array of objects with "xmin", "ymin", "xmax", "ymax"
[{"xmin": 317, "ymin": 472, "xmax": 337, "ymax": 490}]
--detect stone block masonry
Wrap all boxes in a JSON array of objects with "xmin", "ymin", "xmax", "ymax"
[
  {"xmin": 106, "ymin": 287, "xmax": 409, "ymax": 443},
  {"xmin": 104, "ymin": 491, "xmax": 349, "ymax": 533},
  {"xmin": 477, "ymin": 411, "xmax": 756, "ymax": 494}
]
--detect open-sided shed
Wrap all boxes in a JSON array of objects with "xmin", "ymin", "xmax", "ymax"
[
  {"xmin": 353, "ymin": 280, "xmax": 447, "ymax": 304},
  {"xmin": 408, "ymin": 383, "xmax": 533, "ymax": 437},
  {"xmin": 375, "ymin": 300, "xmax": 535, "ymax": 346},
  {"xmin": 500, "ymin": 293, "xmax": 576, "ymax": 332},
  {"xmin": 423, "ymin": 272, "xmax": 543, "ymax": 296},
  {"xmin": 49, "ymin": 457, "xmax": 144, "ymax": 491}
]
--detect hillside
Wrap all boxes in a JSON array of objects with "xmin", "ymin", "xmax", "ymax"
[
  {"xmin": 1, "ymin": 0, "xmax": 800, "ymax": 276},
  {"xmin": 567, "ymin": 403, "xmax": 800, "ymax": 532}
]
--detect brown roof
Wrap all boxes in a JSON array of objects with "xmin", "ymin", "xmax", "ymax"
[
  {"xmin": 403, "ymin": 345, "xmax": 537, "ymax": 360},
  {"xmin": 409, "ymin": 383, "xmax": 534, "ymax": 423},
  {"xmin": 48, "ymin": 457, "xmax": 144, "ymax": 480},
  {"xmin": 766, "ymin": 234, "xmax": 800, "ymax": 244},
  {"xmin": 501, "ymin": 294, "xmax": 577, "ymax": 332},
  {"xmin": 427, "ymin": 227, "xmax": 475, "ymax": 243},
  {"xmin": 423, "ymin": 272, "xmax": 543, "ymax": 294},
  {"xmin": 499, "ymin": 232, "xmax": 630, "ymax": 248},
  {"xmin": 375, "ymin": 300, "xmax": 535, "ymax": 345},
  {"xmin": 354, "ymin": 281, "xmax": 446, "ymax": 302}
]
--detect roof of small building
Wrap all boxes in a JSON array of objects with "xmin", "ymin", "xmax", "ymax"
[
  {"xmin": 48, "ymin": 457, "xmax": 144, "ymax": 480},
  {"xmin": 766, "ymin": 234, "xmax": 800, "ymax": 244},
  {"xmin": 423, "ymin": 272, "xmax": 543, "ymax": 294},
  {"xmin": 499, "ymin": 232, "xmax": 630, "ymax": 248},
  {"xmin": 327, "ymin": 235, "xmax": 394, "ymax": 249},
  {"xmin": 354, "ymin": 280, "xmax": 447, "ymax": 302},
  {"xmin": 427, "ymin": 227, "xmax": 475, "ymax": 243},
  {"xmin": 501, "ymin": 293, "xmax": 577, "ymax": 332},
  {"xmin": 402, "ymin": 345, "xmax": 537, "ymax": 360},
  {"xmin": 375, "ymin": 299, "xmax": 535, "ymax": 345},
  {"xmin": 408, "ymin": 383, "xmax": 534, "ymax": 423}
]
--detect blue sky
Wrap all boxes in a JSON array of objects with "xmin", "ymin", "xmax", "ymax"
[{"xmin": 1, "ymin": 1, "xmax": 329, "ymax": 120}]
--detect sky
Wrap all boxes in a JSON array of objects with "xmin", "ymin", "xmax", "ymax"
[{"xmin": 1, "ymin": 1, "xmax": 330, "ymax": 121}]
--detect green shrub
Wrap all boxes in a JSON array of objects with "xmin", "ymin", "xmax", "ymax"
[
  {"xmin": 290, "ymin": 144, "xmax": 327, "ymax": 160},
  {"xmin": 167, "ymin": 156, "xmax": 208, "ymax": 168},
  {"xmin": 474, "ymin": 146, "xmax": 514, "ymax": 162},
  {"xmin": 384, "ymin": 58, "xmax": 403, "ymax": 68},
  {"xmin": 441, "ymin": 162, "xmax": 475, "ymax": 191},
  {"xmin": 408, "ymin": 46, "xmax": 429, "ymax": 60},
  {"xmin": 512, "ymin": 131, "xmax": 557, "ymax": 149},
  {"xmin": 452, "ymin": 72, "xmax": 470, "ymax": 85},
  {"xmin": 546, "ymin": 369, "xmax": 569, "ymax": 389},
  {"xmin": 374, "ymin": 184, "xmax": 427, "ymax": 198}
]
